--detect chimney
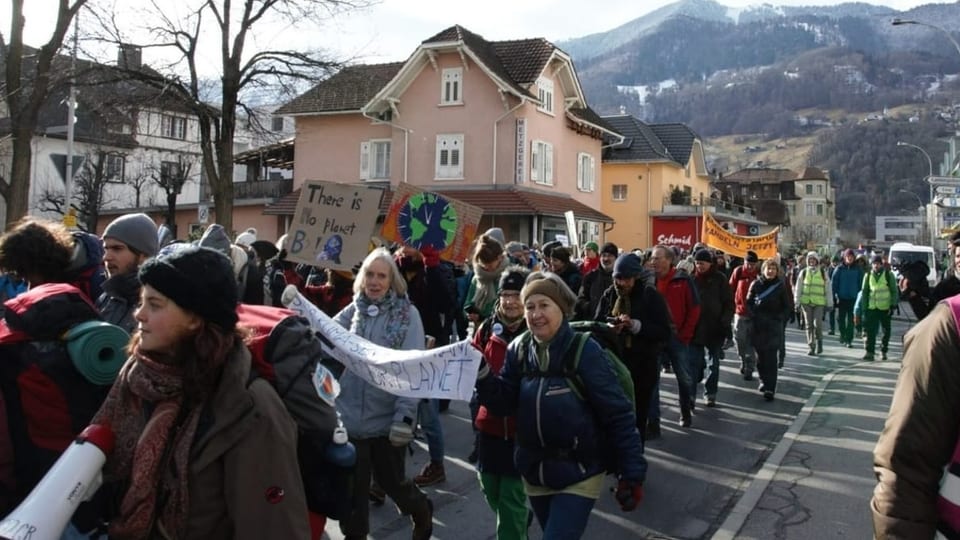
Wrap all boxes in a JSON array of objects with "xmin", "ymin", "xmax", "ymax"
[{"xmin": 118, "ymin": 44, "xmax": 142, "ymax": 70}]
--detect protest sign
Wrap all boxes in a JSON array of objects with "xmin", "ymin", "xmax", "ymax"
[
  {"xmin": 286, "ymin": 180, "xmax": 383, "ymax": 270},
  {"xmin": 701, "ymin": 212, "xmax": 779, "ymax": 259},
  {"xmin": 282, "ymin": 286, "xmax": 482, "ymax": 401},
  {"xmin": 564, "ymin": 210, "xmax": 579, "ymax": 250},
  {"xmin": 380, "ymin": 183, "xmax": 483, "ymax": 262}
]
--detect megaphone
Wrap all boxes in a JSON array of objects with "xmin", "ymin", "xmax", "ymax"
[{"xmin": 0, "ymin": 424, "xmax": 114, "ymax": 540}]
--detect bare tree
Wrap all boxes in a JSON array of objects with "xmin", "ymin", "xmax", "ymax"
[
  {"xmin": 38, "ymin": 149, "xmax": 124, "ymax": 231},
  {"xmin": 149, "ymin": 154, "xmax": 194, "ymax": 237},
  {"xmin": 0, "ymin": 0, "xmax": 90, "ymax": 226},
  {"xmin": 91, "ymin": 0, "xmax": 369, "ymax": 233}
]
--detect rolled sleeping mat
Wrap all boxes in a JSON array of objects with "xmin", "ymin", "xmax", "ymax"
[{"xmin": 63, "ymin": 321, "xmax": 130, "ymax": 386}]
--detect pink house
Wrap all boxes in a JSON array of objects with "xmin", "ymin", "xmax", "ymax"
[{"xmin": 272, "ymin": 25, "xmax": 618, "ymax": 248}]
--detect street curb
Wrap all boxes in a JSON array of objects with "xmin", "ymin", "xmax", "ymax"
[{"xmin": 710, "ymin": 360, "xmax": 876, "ymax": 540}]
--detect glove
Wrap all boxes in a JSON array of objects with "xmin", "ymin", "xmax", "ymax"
[
  {"xmin": 615, "ymin": 479, "xmax": 643, "ymax": 511},
  {"xmin": 388, "ymin": 420, "xmax": 414, "ymax": 447},
  {"xmin": 421, "ymin": 245, "xmax": 441, "ymax": 268},
  {"xmin": 628, "ymin": 318, "xmax": 642, "ymax": 334}
]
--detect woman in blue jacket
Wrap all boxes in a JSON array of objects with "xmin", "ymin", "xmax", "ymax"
[{"xmin": 477, "ymin": 271, "xmax": 645, "ymax": 539}]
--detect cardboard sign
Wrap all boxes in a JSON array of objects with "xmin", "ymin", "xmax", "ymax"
[
  {"xmin": 701, "ymin": 212, "xmax": 779, "ymax": 259},
  {"xmin": 564, "ymin": 210, "xmax": 579, "ymax": 250},
  {"xmin": 287, "ymin": 181, "xmax": 383, "ymax": 270},
  {"xmin": 380, "ymin": 183, "xmax": 483, "ymax": 262}
]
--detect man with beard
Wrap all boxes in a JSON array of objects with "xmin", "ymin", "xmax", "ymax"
[
  {"xmin": 691, "ymin": 249, "xmax": 734, "ymax": 407},
  {"xmin": 96, "ymin": 213, "xmax": 159, "ymax": 333},
  {"xmin": 594, "ymin": 253, "xmax": 673, "ymax": 440},
  {"xmin": 575, "ymin": 242, "xmax": 618, "ymax": 321}
]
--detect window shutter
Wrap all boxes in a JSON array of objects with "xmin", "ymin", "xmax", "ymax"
[
  {"xmin": 577, "ymin": 154, "xmax": 584, "ymax": 190},
  {"xmin": 531, "ymin": 141, "xmax": 540, "ymax": 183},
  {"xmin": 545, "ymin": 144, "xmax": 554, "ymax": 184},
  {"xmin": 360, "ymin": 141, "xmax": 370, "ymax": 180},
  {"xmin": 588, "ymin": 156, "xmax": 596, "ymax": 191}
]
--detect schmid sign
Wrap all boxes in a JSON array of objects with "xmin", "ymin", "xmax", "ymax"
[{"xmin": 651, "ymin": 217, "xmax": 698, "ymax": 249}]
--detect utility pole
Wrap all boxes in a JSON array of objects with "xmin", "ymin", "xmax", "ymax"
[{"xmin": 63, "ymin": 19, "xmax": 78, "ymax": 228}]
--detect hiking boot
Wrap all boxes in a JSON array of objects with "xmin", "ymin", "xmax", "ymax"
[
  {"xmin": 706, "ymin": 395, "xmax": 716, "ymax": 407},
  {"xmin": 679, "ymin": 415, "xmax": 692, "ymax": 428},
  {"xmin": 863, "ymin": 352, "xmax": 875, "ymax": 361},
  {"xmin": 758, "ymin": 383, "xmax": 767, "ymax": 393},
  {"xmin": 763, "ymin": 391, "xmax": 774, "ymax": 402},
  {"xmin": 369, "ymin": 483, "xmax": 386, "ymax": 506},
  {"xmin": 411, "ymin": 498, "xmax": 434, "ymax": 540},
  {"xmin": 845, "ymin": 342, "xmax": 852, "ymax": 348},
  {"xmin": 807, "ymin": 346, "xmax": 816, "ymax": 356},
  {"xmin": 828, "ymin": 329, "xmax": 835, "ymax": 336},
  {"xmin": 743, "ymin": 372, "xmax": 753, "ymax": 381},
  {"xmin": 645, "ymin": 419, "xmax": 661, "ymax": 440},
  {"xmin": 816, "ymin": 339, "xmax": 823, "ymax": 355},
  {"xmin": 881, "ymin": 351, "xmax": 888, "ymax": 361},
  {"xmin": 414, "ymin": 461, "xmax": 446, "ymax": 487}
]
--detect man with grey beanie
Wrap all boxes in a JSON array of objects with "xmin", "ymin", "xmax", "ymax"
[{"xmin": 97, "ymin": 213, "xmax": 158, "ymax": 333}]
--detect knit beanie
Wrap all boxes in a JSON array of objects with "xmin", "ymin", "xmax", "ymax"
[
  {"xmin": 521, "ymin": 273, "xmax": 576, "ymax": 316},
  {"xmin": 585, "ymin": 241, "xmax": 599, "ymax": 253},
  {"xmin": 138, "ymin": 246, "xmax": 239, "ymax": 330},
  {"xmin": 694, "ymin": 249, "xmax": 713, "ymax": 262},
  {"xmin": 613, "ymin": 253, "xmax": 644, "ymax": 279},
  {"xmin": 483, "ymin": 227, "xmax": 506, "ymax": 247},
  {"xmin": 745, "ymin": 250, "xmax": 759, "ymax": 263},
  {"xmin": 601, "ymin": 242, "xmax": 619, "ymax": 257},
  {"xmin": 103, "ymin": 213, "xmax": 158, "ymax": 257},
  {"xmin": 499, "ymin": 265, "xmax": 530, "ymax": 293},
  {"xmin": 872, "ymin": 254, "xmax": 884, "ymax": 264},
  {"xmin": 235, "ymin": 227, "xmax": 257, "ymax": 247},
  {"xmin": 552, "ymin": 246, "xmax": 571, "ymax": 264},
  {"xmin": 505, "ymin": 241, "xmax": 524, "ymax": 257},
  {"xmin": 806, "ymin": 251, "xmax": 820, "ymax": 262}
]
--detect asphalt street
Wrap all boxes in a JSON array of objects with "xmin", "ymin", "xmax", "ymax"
[{"xmin": 323, "ymin": 310, "xmax": 914, "ymax": 539}]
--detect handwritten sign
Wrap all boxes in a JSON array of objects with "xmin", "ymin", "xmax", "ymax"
[
  {"xmin": 701, "ymin": 212, "xmax": 779, "ymax": 259},
  {"xmin": 380, "ymin": 183, "xmax": 482, "ymax": 263},
  {"xmin": 286, "ymin": 181, "xmax": 383, "ymax": 270},
  {"xmin": 282, "ymin": 286, "xmax": 482, "ymax": 400}
]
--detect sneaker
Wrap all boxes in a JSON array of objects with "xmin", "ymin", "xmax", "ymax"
[
  {"xmin": 369, "ymin": 483, "xmax": 386, "ymax": 506},
  {"xmin": 807, "ymin": 347, "xmax": 816, "ymax": 356},
  {"xmin": 663, "ymin": 364, "xmax": 673, "ymax": 374},
  {"xmin": 705, "ymin": 395, "xmax": 716, "ymax": 407},
  {"xmin": 679, "ymin": 415, "xmax": 692, "ymax": 428},
  {"xmin": 414, "ymin": 461, "xmax": 446, "ymax": 487},
  {"xmin": 758, "ymin": 384, "xmax": 767, "ymax": 393},
  {"xmin": 881, "ymin": 351, "xmax": 888, "ymax": 361},
  {"xmin": 845, "ymin": 342, "xmax": 852, "ymax": 348},
  {"xmin": 763, "ymin": 391, "xmax": 774, "ymax": 402},
  {"xmin": 828, "ymin": 330, "xmax": 835, "ymax": 336},
  {"xmin": 411, "ymin": 498, "xmax": 434, "ymax": 540},
  {"xmin": 863, "ymin": 353, "xmax": 875, "ymax": 361}
]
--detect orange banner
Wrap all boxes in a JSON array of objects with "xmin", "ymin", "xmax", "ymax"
[{"xmin": 700, "ymin": 212, "xmax": 778, "ymax": 260}]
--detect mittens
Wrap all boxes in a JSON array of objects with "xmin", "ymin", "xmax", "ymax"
[
  {"xmin": 388, "ymin": 421, "xmax": 414, "ymax": 447},
  {"xmin": 615, "ymin": 479, "xmax": 643, "ymax": 511}
]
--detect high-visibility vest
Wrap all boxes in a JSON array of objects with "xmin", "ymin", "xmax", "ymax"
[
  {"xmin": 800, "ymin": 268, "xmax": 827, "ymax": 306},
  {"xmin": 867, "ymin": 271, "xmax": 893, "ymax": 310}
]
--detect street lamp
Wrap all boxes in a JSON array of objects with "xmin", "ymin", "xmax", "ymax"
[
  {"xmin": 892, "ymin": 18, "xmax": 960, "ymax": 62},
  {"xmin": 899, "ymin": 189, "xmax": 927, "ymax": 244},
  {"xmin": 896, "ymin": 141, "xmax": 935, "ymax": 246}
]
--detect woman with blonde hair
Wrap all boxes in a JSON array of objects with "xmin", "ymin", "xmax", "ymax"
[{"xmin": 745, "ymin": 258, "xmax": 794, "ymax": 401}]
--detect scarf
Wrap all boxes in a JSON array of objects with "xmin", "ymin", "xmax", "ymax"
[
  {"xmin": 613, "ymin": 284, "xmax": 633, "ymax": 347},
  {"xmin": 352, "ymin": 289, "xmax": 412, "ymax": 349},
  {"xmin": 93, "ymin": 349, "xmax": 203, "ymax": 539},
  {"xmin": 471, "ymin": 257, "xmax": 509, "ymax": 315}
]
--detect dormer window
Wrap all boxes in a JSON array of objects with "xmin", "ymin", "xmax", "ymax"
[
  {"xmin": 537, "ymin": 77, "xmax": 554, "ymax": 115},
  {"xmin": 441, "ymin": 68, "xmax": 462, "ymax": 105}
]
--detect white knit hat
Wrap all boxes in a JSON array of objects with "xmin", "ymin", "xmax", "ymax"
[
  {"xmin": 235, "ymin": 227, "xmax": 257, "ymax": 247},
  {"xmin": 806, "ymin": 251, "xmax": 819, "ymax": 261}
]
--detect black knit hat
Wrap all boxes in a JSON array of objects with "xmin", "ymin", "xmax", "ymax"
[
  {"xmin": 601, "ymin": 242, "xmax": 619, "ymax": 256},
  {"xmin": 499, "ymin": 265, "xmax": 530, "ymax": 293},
  {"xmin": 745, "ymin": 250, "xmax": 759, "ymax": 263},
  {"xmin": 613, "ymin": 253, "xmax": 644, "ymax": 278},
  {"xmin": 138, "ymin": 245, "xmax": 239, "ymax": 330},
  {"xmin": 694, "ymin": 249, "xmax": 713, "ymax": 262}
]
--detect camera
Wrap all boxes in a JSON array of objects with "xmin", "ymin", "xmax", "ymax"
[{"xmin": 606, "ymin": 316, "xmax": 620, "ymax": 324}]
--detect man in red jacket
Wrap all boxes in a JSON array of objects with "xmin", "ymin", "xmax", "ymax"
[
  {"xmin": 729, "ymin": 251, "xmax": 760, "ymax": 380},
  {"xmin": 649, "ymin": 245, "xmax": 702, "ymax": 428}
]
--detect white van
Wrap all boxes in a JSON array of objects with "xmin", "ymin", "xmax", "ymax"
[{"xmin": 888, "ymin": 242, "xmax": 937, "ymax": 288}]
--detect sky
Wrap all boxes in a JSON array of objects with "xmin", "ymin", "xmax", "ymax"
[{"xmin": 0, "ymin": 0, "xmax": 935, "ymax": 70}]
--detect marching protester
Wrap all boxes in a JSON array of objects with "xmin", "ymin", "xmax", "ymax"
[
  {"xmin": 576, "ymin": 241, "xmax": 618, "ymax": 321},
  {"xmin": 832, "ymin": 248, "xmax": 865, "ymax": 348},
  {"xmin": 333, "ymin": 247, "xmax": 434, "ymax": 540},
  {"xmin": 856, "ymin": 254, "xmax": 899, "ymax": 361},
  {"xmin": 464, "ymin": 232, "xmax": 509, "ymax": 324},
  {"xmin": 92, "ymin": 245, "xmax": 310, "ymax": 538},
  {"xmin": 729, "ymin": 251, "xmax": 760, "ymax": 380},
  {"xmin": 472, "ymin": 265, "xmax": 530, "ymax": 540},
  {"xmin": 793, "ymin": 251, "xmax": 832, "ymax": 356},
  {"xmin": 97, "ymin": 213, "xmax": 159, "ymax": 333},
  {"xmin": 691, "ymin": 248, "xmax": 734, "ymax": 407},
  {"xmin": 746, "ymin": 259, "xmax": 793, "ymax": 401},
  {"xmin": 476, "ymin": 271, "xmax": 645, "ymax": 539}
]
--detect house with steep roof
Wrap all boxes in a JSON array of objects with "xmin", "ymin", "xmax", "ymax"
[
  {"xmin": 600, "ymin": 114, "xmax": 765, "ymax": 251},
  {"xmin": 272, "ymin": 24, "xmax": 619, "ymax": 249}
]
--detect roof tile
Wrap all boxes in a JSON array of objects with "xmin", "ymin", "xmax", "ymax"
[{"xmin": 275, "ymin": 62, "xmax": 404, "ymax": 115}]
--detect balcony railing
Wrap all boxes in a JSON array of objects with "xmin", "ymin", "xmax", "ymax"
[
  {"xmin": 662, "ymin": 193, "xmax": 757, "ymax": 217},
  {"xmin": 200, "ymin": 178, "xmax": 293, "ymax": 201}
]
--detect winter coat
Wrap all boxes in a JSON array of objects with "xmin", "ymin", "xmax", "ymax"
[
  {"xmin": 96, "ymin": 272, "xmax": 142, "ymax": 334},
  {"xmin": 931, "ymin": 274, "xmax": 960, "ymax": 305},
  {"xmin": 594, "ymin": 277, "xmax": 673, "ymax": 370},
  {"xmin": 832, "ymin": 263, "xmax": 865, "ymax": 301},
  {"xmin": 575, "ymin": 267, "xmax": 613, "ymax": 321},
  {"xmin": 656, "ymin": 268, "xmax": 701, "ymax": 345},
  {"xmin": 181, "ymin": 344, "xmax": 310, "ymax": 539},
  {"xmin": 556, "ymin": 264, "xmax": 583, "ymax": 299},
  {"xmin": 333, "ymin": 297, "xmax": 424, "ymax": 439},
  {"xmin": 872, "ymin": 302, "xmax": 960, "ymax": 538},
  {"xmin": 477, "ymin": 322, "xmax": 646, "ymax": 490},
  {"xmin": 730, "ymin": 264, "xmax": 758, "ymax": 316},
  {"xmin": 693, "ymin": 268, "xmax": 735, "ymax": 347},
  {"xmin": 746, "ymin": 276, "xmax": 793, "ymax": 351},
  {"xmin": 793, "ymin": 266, "xmax": 833, "ymax": 309}
]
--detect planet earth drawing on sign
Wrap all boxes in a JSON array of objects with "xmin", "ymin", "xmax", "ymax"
[{"xmin": 397, "ymin": 192, "xmax": 458, "ymax": 250}]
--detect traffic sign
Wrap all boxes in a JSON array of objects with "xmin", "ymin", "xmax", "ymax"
[
  {"xmin": 936, "ymin": 196, "xmax": 960, "ymax": 208},
  {"xmin": 937, "ymin": 185, "xmax": 960, "ymax": 195},
  {"xmin": 927, "ymin": 175, "xmax": 960, "ymax": 186}
]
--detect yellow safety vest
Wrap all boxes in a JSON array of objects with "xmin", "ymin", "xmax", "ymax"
[
  {"xmin": 868, "ymin": 271, "xmax": 893, "ymax": 310},
  {"xmin": 800, "ymin": 268, "xmax": 827, "ymax": 306}
]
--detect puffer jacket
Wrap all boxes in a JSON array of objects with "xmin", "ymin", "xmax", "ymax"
[
  {"xmin": 96, "ymin": 272, "xmax": 141, "ymax": 334},
  {"xmin": 333, "ymin": 298, "xmax": 423, "ymax": 439},
  {"xmin": 478, "ymin": 322, "xmax": 645, "ymax": 489},
  {"xmin": 472, "ymin": 315, "xmax": 526, "ymax": 438},
  {"xmin": 730, "ymin": 264, "xmax": 758, "ymax": 316},
  {"xmin": 832, "ymin": 262, "xmax": 865, "ymax": 301}
]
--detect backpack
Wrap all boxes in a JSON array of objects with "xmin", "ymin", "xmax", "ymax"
[
  {"xmin": 517, "ymin": 320, "xmax": 636, "ymax": 473},
  {"xmin": 67, "ymin": 231, "xmax": 107, "ymax": 302},
  {"xmin": 236, "ymin": 304, "xmax": 353, "ymax": 520}
]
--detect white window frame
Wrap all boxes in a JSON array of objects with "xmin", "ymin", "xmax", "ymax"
[
  {"xmin": 359, "ymin": 139, "xmax": 391, "ymax": 180},
  {"xmin": 805, "ymin": 202, "xmax": 815, "ymax": 216},
  {"xmin": 577, "ymin": 152, "xmax": 595, "ymax": 192},
  {"xmin": 105, "ymin": 154, "xmax": 125, "ymax": 181},
  {"xmin": 612, "ymin": 184, "xmax": 627, "ymax": 201},
  {"xmin": 805, "ymin": 183, "xmax": 813, "ymax": 195},
  {"xmin": 435, "ymin": 134, "xmax": 464, "ymax": 180},
  {"xmin": 816, "ymin": 183, "xmax": 824, "ymax": 195},
  {"xmin": 161, "ymin": 114, "xmax": 187, "ymax": 140},
  {"xmin": 536, "ymin": 77, "xmax": 554, "ymax": 115},
  {"xmin": 531, "ymin": 140, "xmax": 553, "ymax": 185},
  {"xmin": 440, "ymin": 68, "xmax": 463, "ymax": 106}
]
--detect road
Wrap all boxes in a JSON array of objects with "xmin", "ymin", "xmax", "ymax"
[{"xmin": 323, "ymin": 312, "xmax": 915, "ymax": 539}]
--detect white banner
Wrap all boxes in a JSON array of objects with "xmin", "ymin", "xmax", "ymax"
[{"xmin": 282, "ymin": 286, "xmax": 482, "ymax": 401}]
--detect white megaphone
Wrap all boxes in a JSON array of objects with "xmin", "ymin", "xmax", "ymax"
[{"xmin": 0, "ymin": 424, "xmax": 114, "ymax": 540}]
